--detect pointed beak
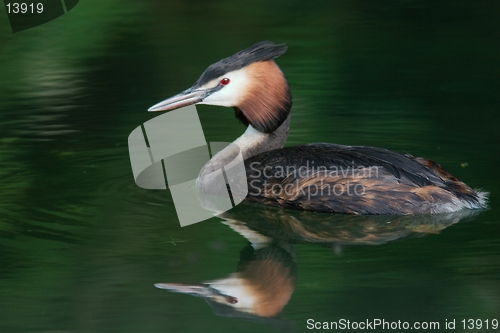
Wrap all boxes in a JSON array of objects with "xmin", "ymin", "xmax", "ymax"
[
  {"xmin": 148, "ymin": 84, "xmax": 221, "ymax": 112},
  {"xmin": 148, "ymin": 87, "xmax": 204, "ymax": 112},
  {"xmin": 154, "ymin": 283, "xmax": 218, "ymax": 298}
]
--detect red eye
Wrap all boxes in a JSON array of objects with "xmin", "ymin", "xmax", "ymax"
[
  {"xmin": 220, "ymin": 78, "xmax": 230, "ymax": 85},
  {"xmin": 226, "ymin": 296, "xmax": 238, "ymax": 304}
]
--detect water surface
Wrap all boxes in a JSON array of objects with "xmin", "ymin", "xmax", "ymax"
[{"xmin": 0, "ymin": 1, "xmax": 499, "ymax": 332}]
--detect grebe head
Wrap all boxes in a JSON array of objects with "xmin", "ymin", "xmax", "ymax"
[
  {"xmin": 154, "ymin": 277, "xmax": 259, "ymax": 315},
  {"xmin": 154, "ymin": 243, "xmax": 296, "ymax": 318},
  {"xmin": 148, "ymin": 41, "xmax": 292, "ymax": 133}
]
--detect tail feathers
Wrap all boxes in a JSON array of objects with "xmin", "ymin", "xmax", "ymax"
[{"xmin": 413, "ymin": 156, "xmax": 488, "ymax": 210}]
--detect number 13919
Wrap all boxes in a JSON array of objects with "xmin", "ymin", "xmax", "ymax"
[
  {"xmin": 462, "ymin": 319, "xmax": 499, "ymax": 330},
  {"xmin": 6, "ymin": 3, "xmax": 44, "ymax": 14}
]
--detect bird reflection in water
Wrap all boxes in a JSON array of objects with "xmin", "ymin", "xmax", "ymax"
[{"xmin": 155, "ymin": 206, "xmax": 478, "ymax": 328}]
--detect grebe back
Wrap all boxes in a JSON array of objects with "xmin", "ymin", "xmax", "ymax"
[{"xmin": 148, "ymin": 41, "xmax": 488, "ymax": 215}]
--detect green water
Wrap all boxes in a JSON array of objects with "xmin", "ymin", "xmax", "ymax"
[{"xmin": 0, "ymin": 1, "xmax": 499, "ymax": 332}]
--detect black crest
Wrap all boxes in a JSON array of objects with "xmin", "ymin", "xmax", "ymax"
[{"xmin": 194, "ymin": 41, "xmax": 288, "ymax": 87}]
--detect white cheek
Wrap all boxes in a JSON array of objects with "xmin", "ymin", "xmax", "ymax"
[
  {"xmin": 199, "ymin": 68, "xmax": 250, "ymax": 107},
  {"xmin": 209, "ymin": 277, "xmax": 256, "ymax": 312}
]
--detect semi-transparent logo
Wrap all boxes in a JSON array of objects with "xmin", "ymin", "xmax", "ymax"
[
  {"xmin": 128, "ymin": 105, "xmax": 248, "ymax": 227},
  {"xmin": 3, "ymin": 0, "xmax": 79, "ymax": 33}
]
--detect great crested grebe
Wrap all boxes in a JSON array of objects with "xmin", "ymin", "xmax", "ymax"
[{"xmin": 148, "ymin": 41, "xmax": 488, "ymax": 215}]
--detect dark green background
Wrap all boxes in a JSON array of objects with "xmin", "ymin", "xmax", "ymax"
[{"xmin": 0, "ymin": 1, "xmax": 499, "ymax": 332}]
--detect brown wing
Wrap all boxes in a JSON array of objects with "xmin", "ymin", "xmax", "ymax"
[{"xmin": 243, "ymin": 144, "xmax": 487, "ymax": 214}]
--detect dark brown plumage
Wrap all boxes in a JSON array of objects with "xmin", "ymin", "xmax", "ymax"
[{"xmin": 243, "ymin": 144, "xmax": 487, "ymax": 214}]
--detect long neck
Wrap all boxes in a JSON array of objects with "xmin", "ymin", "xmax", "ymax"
[
  {"xmin": 197, "ymin": 114, "xmax": 290, "ymax": 191},
  {"xmin": 210, "ymin": 113, "xmax": 290, "ymax": 167},
  {"xmin": 234, "ymin": 113, "xmax": 290, "ymax": 160}
]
